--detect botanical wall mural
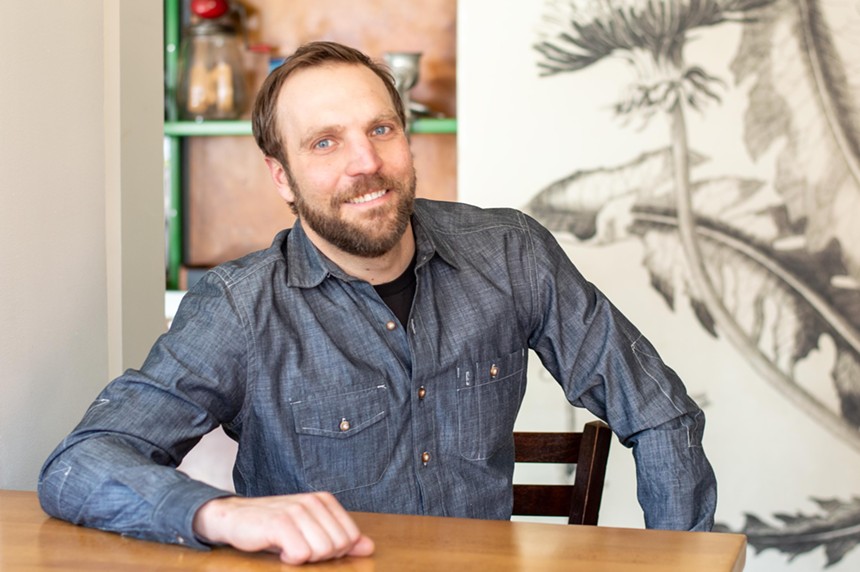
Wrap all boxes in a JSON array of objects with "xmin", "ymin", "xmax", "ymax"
[{"xmin": 458, "ymin": 1, "xmax": 860, "ymax": 570}]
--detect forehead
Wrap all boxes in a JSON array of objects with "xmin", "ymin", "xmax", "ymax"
[{"xmin": 277, "ymin": 63, "xmax": 396, "ymax": 143}]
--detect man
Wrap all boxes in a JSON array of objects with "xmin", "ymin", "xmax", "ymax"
[{"xmin": 39, "ymin": 41, "xmax": 717, "ymax": 565}]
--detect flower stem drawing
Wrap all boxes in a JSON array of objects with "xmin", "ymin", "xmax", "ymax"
[
  {"xmin": 534, "ymin": 1, "xmax": 860, "ymax": 565},
  {"xmin": 534, "ymin": 0, "xmax": 860, "ymax": 450}
]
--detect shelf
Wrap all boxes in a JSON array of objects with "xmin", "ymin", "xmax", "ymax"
[
  {"xmin": 164, "ymin": 121, "xmax": 252, "ymax": 137},
  {"xmin": 164, "ymin": 117, "xmax": 457, "ymax": 137},
  {"xmin": 413, "ymin": 118, "xmax": 457, "ymax": 134}
]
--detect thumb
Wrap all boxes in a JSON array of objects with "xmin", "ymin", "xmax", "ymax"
[{"xmin": 347, "ymin": 534, "xmax": 375, "ymax": 557}]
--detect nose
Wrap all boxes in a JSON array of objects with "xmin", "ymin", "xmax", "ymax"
[{"xmin": 345, "ymin": 136, "xmax": 383, "ymax": 177}]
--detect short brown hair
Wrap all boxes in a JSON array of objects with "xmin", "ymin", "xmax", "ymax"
[{"xmin": 251, "ymin": 41, "xmax": 405, "ymax": 172}]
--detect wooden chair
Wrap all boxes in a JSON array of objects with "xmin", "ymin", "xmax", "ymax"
[{"xmin": 512, "ymin": 420, "xmax": 612, "ymax": 525}]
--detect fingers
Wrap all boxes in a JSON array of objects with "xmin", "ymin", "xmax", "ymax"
[
  {"xmin": 193, "ymin": 493, "xmax": 373, "ymax": 565},
  {"xmin": 276, "ymin": 494, "xmax": 355, "ymax": 564},
  {"xmin": 315, "ymin": 492, "xmax": 364, "ymax": 550}
]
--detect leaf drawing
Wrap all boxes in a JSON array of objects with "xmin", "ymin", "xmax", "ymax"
[
  {"xmin": 732, "ymin": 0, "xmax": 860, "ymax": 284},
  {"xmin": 527, "ymin": 147, "xmax": 706, "ymax": 241},
  {"xmin": 631, "ymin": 212, "xmax": 860, "ymax": 424},
  {"xmin": 715, "ymin": 497, "xmax": 860, "ymax": 567},
  {"xmin": 527, "ymin": 155, "xmax": 860, "ymax": 443},
  {"xmin": 729, "ymin": 0, "xmax": 860, "ymax": 429},
  {"xmin": 534, "ymin": 0, "xmax": 860, "ymax": 449}
]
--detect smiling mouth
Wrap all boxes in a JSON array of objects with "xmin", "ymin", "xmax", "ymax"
[{"xmin": 347, "ymin": 190, "xmax": 387, "ymax": 204}]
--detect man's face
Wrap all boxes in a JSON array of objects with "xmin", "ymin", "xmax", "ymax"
[{"xmin": 270, "ymin": 63, "xmax": 416, "ymax": 258}]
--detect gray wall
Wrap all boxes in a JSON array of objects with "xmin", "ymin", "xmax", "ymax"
[{"xmin": 0, "ymin": 1, "xmax": 164, "ymax": 490}]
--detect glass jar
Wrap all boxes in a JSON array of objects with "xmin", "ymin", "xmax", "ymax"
[{"xmin": 176, "ymin": 20, "xmax": 247, "ymax": 121}]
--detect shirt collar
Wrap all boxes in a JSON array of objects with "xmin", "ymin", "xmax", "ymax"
[
  {"xmin": 411, "ymin": 199, "xmax": 460, "ymax": 272},
  {"xmin": 282, "ymin": 199, "xmax": 460, "ymax": 288}
]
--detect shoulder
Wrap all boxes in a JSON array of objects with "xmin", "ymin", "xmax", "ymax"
[
  {"xmin": 413, "ymin": 200, "xmax": 565, "ymax": 278},
  {"xmin": 213, "ymin": 229, "xmax": 290, "ymax": 283},
  {"xmin": 414, "ymin": 200, "xmax": 558, "ymax": 255},
  {"xmin": 414, "ymin": 199, "xmax": 540, "ymax": 236},
  {"xmin": 205, "ymin": 229, "xmax": 290, "ymax": 289}
]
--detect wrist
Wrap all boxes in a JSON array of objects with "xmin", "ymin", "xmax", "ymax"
[{"xmin": 192, "ymin": 495, "xmax": 236, "ymax": 545}]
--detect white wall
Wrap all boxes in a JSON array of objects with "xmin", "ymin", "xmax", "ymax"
[
  {"xmin": 0, "ymin": 1, "xmax": 164, "ymax": 491},
  {"xmin": 458, "ymin": 2, "xmax": 860, "ymax": 571}
]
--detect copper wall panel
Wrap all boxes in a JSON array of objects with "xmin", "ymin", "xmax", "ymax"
[{"xmin": 185, "ymin": 136, "xmax": 290, "ymax": 266}]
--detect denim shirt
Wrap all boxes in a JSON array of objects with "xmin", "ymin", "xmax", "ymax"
[{"xmin": 39, "ymin": 199, "xmax": 716, "ymax": 548}]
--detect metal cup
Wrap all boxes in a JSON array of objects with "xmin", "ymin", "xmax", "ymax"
[{"xmin": 384, "ymin": 52, "xmax": 422, "ymax": 128}]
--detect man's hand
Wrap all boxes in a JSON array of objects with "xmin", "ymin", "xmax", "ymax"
[{"xmin": 192, "ymin": 492, "xmax": 375, "ymax": 565}]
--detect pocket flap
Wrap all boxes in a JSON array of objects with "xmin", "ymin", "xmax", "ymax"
[
  {"xmin": 292, "ymin": 386, "xmax": 388, "ymax": 439},
  {"xmin": 463, "ymin": 348, "xmax": 526, "ymax": 387}
]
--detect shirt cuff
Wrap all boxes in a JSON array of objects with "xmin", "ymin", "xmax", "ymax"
[{"xmin": 152, "ymin": 479, "xmax": 235, "ymax": 549}]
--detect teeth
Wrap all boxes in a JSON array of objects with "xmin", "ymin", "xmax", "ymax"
[{"xmin": 348, "ymin": 190, "xmax": 386, "ymax": 204}]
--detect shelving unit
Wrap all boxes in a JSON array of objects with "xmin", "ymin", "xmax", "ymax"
[
  {"xmin": 163, "ymin": 0, "xmax": 182, "ymax": 290},
  {"xmin": 163, "ymin": 0, "xmax": 457, "ymax": 290}
]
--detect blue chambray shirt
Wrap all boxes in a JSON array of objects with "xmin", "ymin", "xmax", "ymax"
[{"xmin": 39, "ymin": 199, "xmax": 716, "ymax": 547}]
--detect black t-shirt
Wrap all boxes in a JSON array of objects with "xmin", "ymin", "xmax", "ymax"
[{"xmin": 373, "ymin": 253, "xmax": 417, "ymax": 327}]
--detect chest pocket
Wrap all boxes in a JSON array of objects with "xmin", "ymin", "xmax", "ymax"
[
  {"xmin": 291, "ymin": 385, "xmax": 391, "ymax": 493},
  {"xmin": 457, "ymin": 349, "xmax": 527, "ymax": 461}
]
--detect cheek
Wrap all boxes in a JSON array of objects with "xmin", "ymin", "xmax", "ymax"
[
  {"xmin": 298, "ymin": 161, "xmax": 343, "ymax": 195},
  {"xmin": 382, "ymin": 142, "xmax": 414, "ymax": 174}
]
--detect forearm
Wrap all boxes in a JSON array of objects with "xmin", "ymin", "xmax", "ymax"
[
  {"xmin": 38, "ymin": 434, "xmax": 232, "ymax": 548},
  {"xmin": 628, "ymin": 412, "xmax": 717, "ymax": 531}
]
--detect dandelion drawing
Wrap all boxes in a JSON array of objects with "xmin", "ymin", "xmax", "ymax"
[
  {"xmin": 532, "ymin": 0, "xmax": 860, "ymax": 566},
  {"xmin": 533, "ymin": 0, "xmax": 860, "ymax": 451}
]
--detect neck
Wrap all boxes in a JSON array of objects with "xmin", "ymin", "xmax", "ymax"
[{"xmin": 304, "ymin": 222, "xmax": 416, "ymax": 285}]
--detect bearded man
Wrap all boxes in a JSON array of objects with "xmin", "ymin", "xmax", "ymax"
[{"xmin": 39, "ymin": 41, "xmax": 717, "ymax": 566}]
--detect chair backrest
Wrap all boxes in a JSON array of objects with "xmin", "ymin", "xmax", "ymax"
[{"xmin": 512, "ymin": 420, "xmax": 612, "ymax": 525}]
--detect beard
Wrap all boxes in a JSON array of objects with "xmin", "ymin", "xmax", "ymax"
[{"xmin": 290, "ymin": 168, "xmax": 417, "ymax": 258}]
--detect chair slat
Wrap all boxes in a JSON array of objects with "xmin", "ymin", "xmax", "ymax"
[
  {"xmin": 512, "ymin": 485, "xmax": 573, "ymax": 517},
  {"xmin": 514, "ymin": 433, "xmax": 581, "ymax": 463},
  {"xmin": 512, "ymin": 420, "xmax": 612, "ymax": 526}
]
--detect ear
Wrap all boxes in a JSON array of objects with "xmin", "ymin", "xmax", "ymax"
[{"xmin": 264, "ymin": 156, "xmax": 295, "ymax": 204}]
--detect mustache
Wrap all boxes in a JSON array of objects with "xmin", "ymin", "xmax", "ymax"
[{"xmin": 335, "ymin": 174, "xmax": 402, "ymax": 204}]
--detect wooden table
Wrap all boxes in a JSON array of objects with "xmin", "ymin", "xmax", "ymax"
[{"xmin": 0, "ymin": 490, "xmax": 745, "ymax": 570}]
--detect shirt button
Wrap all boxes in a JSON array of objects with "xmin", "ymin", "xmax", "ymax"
[
  {"xmin": 489, "ymin": 364, "xmax": 499, "ymax": 378},
  {"xmin": 421, "ymin": 451, "xmax": 431, "ymax": 465},
  {"xmin": 385, "ymin": 320, "xmax": 397, "ymax": 331},
  {"xmin": 339, "ymin": 418, "xmax": 351, "ymax": 432},
  {"xmin": 418, "ymin": 386, "xmax": 426, "ymax": 399}
]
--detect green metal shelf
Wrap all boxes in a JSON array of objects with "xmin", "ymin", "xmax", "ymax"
[
  {"xmin": 164, "ymin": 121, "xmax": 252, "ymax": 137},
  {"xmin": 164, "ymin": 117, "xmax": 457, "ymax": 137},
  {"xmin": 164, "ymin": 0, "xmax": 181, "ymax": 290}
]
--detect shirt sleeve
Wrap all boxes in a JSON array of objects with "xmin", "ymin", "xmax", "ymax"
[
  {"xmin": 521, "ymin": 213, "xmax": 717, "ymax": 531},
  {"xmin": 38, "ymin": 270, "xmax": 247, "ymax": 548}
]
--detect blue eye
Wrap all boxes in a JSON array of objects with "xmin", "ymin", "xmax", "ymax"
[
  {"xmin": 372, "ymin": 125, "xmax": 391, "ymax": 136},
  {"xmin": 314, "ymin": 139, "xmax": 332, "ymax": 150}
]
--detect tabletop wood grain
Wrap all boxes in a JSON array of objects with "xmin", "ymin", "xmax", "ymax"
[{"xmin": 0, "ymin": 490, "xmax": 745, "ymax": 571}]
